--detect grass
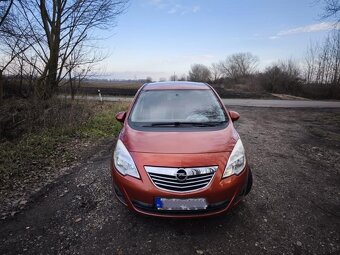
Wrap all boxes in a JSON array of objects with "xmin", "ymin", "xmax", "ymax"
[
  {"xmin": 0, "ymin": 132, "xmax": 65, "ymax": 176},
  {"xmin": 0, "ymin": 100, "xmax": 129, "ymax": 186},
  {"xmin": 79, "ymin": 109, "xmax": 124, "ymax": 138}
]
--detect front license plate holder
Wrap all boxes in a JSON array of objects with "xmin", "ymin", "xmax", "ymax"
[{"xmin": 155, "ymin": 198, "xmax": 207, "ymax": 210}]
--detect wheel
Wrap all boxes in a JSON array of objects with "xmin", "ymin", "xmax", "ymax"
[{"xmin": 245, "ymin": 169, "xmax": 253, "ymax": 195}]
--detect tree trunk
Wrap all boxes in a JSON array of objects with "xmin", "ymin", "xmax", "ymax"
[
  {"xmin": 46, "ymin": 46, "xmax": 59, "ymax": 97},
  {"xmin": 0, "ymin": 70, "xmax": 3, "ymax": 105},
  {"xmin": 35, "ymin": 76, "xmax": 46, "ymax": 99},
  {"xmin": 34, "ymin": 47, "xmax": 59, "ymax": 100},
  {"xmin": 70, "ymin": 79, "xmax": 75, "ymax": 100}
]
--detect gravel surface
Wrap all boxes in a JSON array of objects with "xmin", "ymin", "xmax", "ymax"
[{"xmin": 0, "ymin": 107, "xmax": 339, "ymax": 255}]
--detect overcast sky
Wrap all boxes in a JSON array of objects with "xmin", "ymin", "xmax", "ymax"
[{"xmin": 96, "ymin": 0, "xmax": 338, "ymax": 80}]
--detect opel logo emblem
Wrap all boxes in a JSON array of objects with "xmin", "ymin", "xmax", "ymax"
[{"xmin": 176, "ymin": 169, "xmax": 187, "ymax": 182}]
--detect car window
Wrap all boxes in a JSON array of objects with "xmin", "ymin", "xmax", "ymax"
[{"xmin": 129, "ymin": 89, "xmax": 226, "ymax": 125}]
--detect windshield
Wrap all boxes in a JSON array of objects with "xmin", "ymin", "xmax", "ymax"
[{"xmin": 129, "ymin": 89, "xmax": 227, "ymax": 127}]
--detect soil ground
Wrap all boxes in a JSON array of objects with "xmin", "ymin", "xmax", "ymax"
[{"xmin": 0, "ymin": 107, "xmax": 339, "ymax": 255}]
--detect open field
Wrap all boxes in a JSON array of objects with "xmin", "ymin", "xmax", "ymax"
[
  {"xmin": 81, "ymin": 81, "xmax": 144, "ymax": 90},
  {"xmin": 0, "ymin": 106, "xmax": 339, "ymax": 254},
  {"xmin": 6, "ymin": 79, "xmax": 338, "ymax": 100},
  {"xmin": 64, "ymin": 81, "xmax": 278, "ymax": 99}
]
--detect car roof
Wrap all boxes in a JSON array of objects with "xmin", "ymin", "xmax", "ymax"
[{"xmin": 143, "ymin": 81, "xmax": 210, "ymax": 90}]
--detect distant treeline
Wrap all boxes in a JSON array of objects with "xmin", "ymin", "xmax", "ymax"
[{"xmin": 171, "ymin": 30, "xmax": 340, "ymax": 99}]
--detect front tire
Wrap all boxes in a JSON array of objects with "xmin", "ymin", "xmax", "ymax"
[{"xmin": 245, "ymin": 169, "xmax": 253, "ymax": 195}]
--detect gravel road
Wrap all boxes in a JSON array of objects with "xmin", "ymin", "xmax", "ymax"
[{"xmin": 0, "ymin": 107, "xmax": 339, "ymax": 255}]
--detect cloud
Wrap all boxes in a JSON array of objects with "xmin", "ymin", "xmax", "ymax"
[
  {"xmin": 167, "ymin": 4, "xmax": 182, "ymax": 14},
  {"xmin": 149, "ymin": 0, "xmax": 167, "ymax": 9},
  {"xmin": 278, "ymin": 22, "xmax": 340, "ymax": 36},
  {"xmin": 148, "ymin": 0, "xmax": 200, "ymax": 15},
  {"xmin": 150, "ymin": 0, "xmax": 162, "ymax": 4},
  {"xmin": 270, "ymin": 22, "xmax": 340, "ymax": 39},
  {"xmin": 100, "ymin": 71, "xmax": 170, "ymax": 80},
  {"xmin": 192, "ymin": 5, "xmax": 200, "ymax": 13}
]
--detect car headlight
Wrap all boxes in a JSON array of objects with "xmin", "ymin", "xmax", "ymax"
[
  {"xmin": 223, "ymin": 139, "xmax": 246, "ymax": 178},
  {"xmin": 113, "ymin": 140, "xmax": 140, "ymax": 179}
]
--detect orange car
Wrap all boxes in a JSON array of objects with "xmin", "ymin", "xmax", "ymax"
[{"xmin": 111, "ymin": 81, "xmax": 252, "ymax": 217}]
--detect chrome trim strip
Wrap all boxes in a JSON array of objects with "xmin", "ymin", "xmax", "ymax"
[
  {"xmin": 187, "ymin": 174, "xmax": 214, "ymax": 182},
  {"xmin": 145, "ymin": 166, "xmax": 217, "ymax": 176},
  {"xmin": 186, "ymin": 174, "xmax": 214, "ymax": 180},
  {"xmin": 153, "ymin": 182, "xmax": 208, "ymax": 189},
  {"xmin": 151, "ymin": 176, "xmax": 211, "ymax": 185},
  {"xmin": 148, "ymin": 174, "xmax": 176, "ymax": 181}
]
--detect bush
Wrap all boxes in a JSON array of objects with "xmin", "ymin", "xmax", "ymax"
[
  {"xmin": 0, "ymin": 97, "xmax": 93, "ymax": 141},
  {"xmin": 259, "ymin": 60, "xmax": 302, "ymax": 94},
  {"xmin": 0, "ymin": 98, "xmax": 128, "ymax": 194}
]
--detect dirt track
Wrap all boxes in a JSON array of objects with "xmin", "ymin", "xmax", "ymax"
[{"xmin": 0, "ymin": 107, "xmax": 339, "ymax": 255}]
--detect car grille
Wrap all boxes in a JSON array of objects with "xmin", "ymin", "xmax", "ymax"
[{"xmin": 145, "ymin": 166, "xmax": 218, "ymax": 192}]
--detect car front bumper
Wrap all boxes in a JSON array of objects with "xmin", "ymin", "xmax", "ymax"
[{"xmin": 110, "ymin": 152, "xmax": 251, "ymax": 218}]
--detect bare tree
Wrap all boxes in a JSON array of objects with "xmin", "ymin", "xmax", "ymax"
[
  {"xmin": 178, "ymin": 74, "xmax": 187, "ymax": 81},
  {"xmin": 210, "ymin": 62, "xmax": 223, "ymax": 83},
  {"xmin": 0, "ymin": 0, "xmax": 13, "ymax": 28},
  {"xmin": 279, "ymin": 59, "xmax": 301, "ymax": 79},
  {"xmin": 145, "ymin": 77, "xmax": 152, "ymax": 83},
  {"xmin": 0, "ymin": 1, "xmax": 33, "ymax": 103},
  {"xmin": 16, "ymin": 0, "xmax": 128, "ymax": 99},
  {"xmin": 304, "ymin": 42, "xmax": 319, "ymax": 83},
  {"xmin": 65, "ymin": 43, "xmax": 104, "ymax": 100},
  {"xmin": 169, "ymin": 74, "xmax": 178, "ymax": 81},
  {"xmin": 0, "ymin": 0, "xmax": 14, "ymax": 102},
  {"xmin": 188, "ymin": 64, "xmax": 211, "ymax": 82},
  {"xmin": 329, "ymin": 30, "xmax": 340, "ymax": 86},
  {"xmin": 220, "ymin": 52, "xmax": 258, "ymax": 81},
  {"xmin": 261, "ymin": 59, "xmax": 301, "ymax": 94},
  {"xmin": 321, "ymin": 0, "xmax": 340, "ymax": 23},
  {"xmin": 303, "ymin": 30, "xmax": 340, "ymax": 87}
]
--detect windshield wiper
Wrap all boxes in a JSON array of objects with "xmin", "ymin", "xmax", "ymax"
[
  {"xmin": 186, "ymin": 121, "xmax": 227, "ymax": 127},
  {"xmin": 141, "ymin": 121, "xmax": 227, "ymax": 127},
  {"xmin": 141, "ymin": 122, "xmax": 178, "ymax": 127}
]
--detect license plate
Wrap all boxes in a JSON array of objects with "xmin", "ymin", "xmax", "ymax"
[{"xmin": 155, "ymin": 198, "xmax": 207, "ymax": 210}]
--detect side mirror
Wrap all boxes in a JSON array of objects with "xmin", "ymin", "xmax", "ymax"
[
  {"xmin": 115, "ymin": 111, "xmax": 127, "ymax": 123},
  {"xmin": 229, "ymin": 111, "xmax": 240, "ymax": 122}
]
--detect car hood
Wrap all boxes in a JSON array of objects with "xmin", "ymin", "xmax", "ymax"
[{"xmin": 119, "ymin": 123, "xmax": 239, "ymax": 154}]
